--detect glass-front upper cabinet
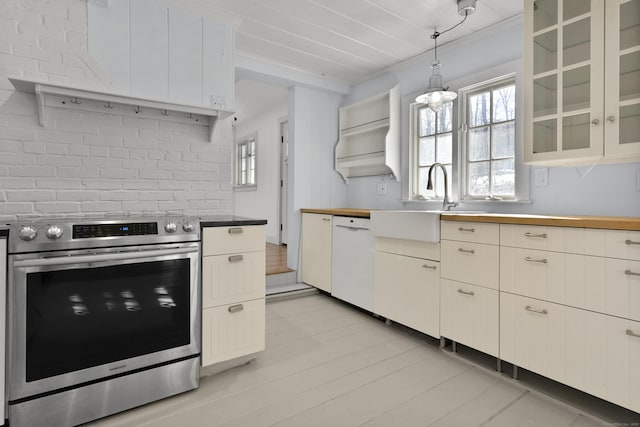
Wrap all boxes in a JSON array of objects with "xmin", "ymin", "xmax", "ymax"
[
  {"xmin": 604, "ymin": 0, "xmax": 640, "ymax": 159},
  {"xmin": 524, "ymin": 0, "xmax": 640, "ymax": 165},
  {"xmin": 525, "ymin": 0, "xmax": 605, "ymax": 164}
]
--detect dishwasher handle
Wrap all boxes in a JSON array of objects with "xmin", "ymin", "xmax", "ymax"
[{"xmin": 334, "ymin": 224, "xmax": 370, "ymax": 231}]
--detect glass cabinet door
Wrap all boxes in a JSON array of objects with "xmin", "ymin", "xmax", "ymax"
[
  {"xmin": 604, "ymin": 0, "xmax": 640, "ymax": 159},
  {"xmin": 525, "ymin": 0, "xmax": 605, "ymax": 163}
]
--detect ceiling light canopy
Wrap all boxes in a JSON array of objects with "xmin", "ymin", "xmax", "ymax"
[{"xmin": 415, "ymin": 0, "xmax": 477, "ymax": 113}]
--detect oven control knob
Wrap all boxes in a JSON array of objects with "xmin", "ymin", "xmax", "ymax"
[
  {"xmin": 18, "ymin": 225, "xmax": 38, "ymax": 241},
  {"xmin": 164, "ymin": 222, "xmax": 177, "ymax": 233},
  {"xmin": 182, "ymin": 222, "xmax": 195, "ymax": 232},
  {"xmin": 46, "ymin": 225, "xmax": 64, "ymax": 239}
]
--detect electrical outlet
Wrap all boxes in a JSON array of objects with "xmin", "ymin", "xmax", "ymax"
[
  {"xmin": 534, "ymin": 168, "xmax": 548, "ymax": 187},
  {"xmin": 377, "ymin": 182, "xmax": 387, "ymax": 195}
]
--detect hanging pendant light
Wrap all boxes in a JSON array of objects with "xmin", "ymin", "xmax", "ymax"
[
  {"xmin": 415, "ymin": 32, "xmax": 457, "ymax": 113},
  {"xmin": 415, "ymin": 0, "xmax": 477, "ymax": 113}
]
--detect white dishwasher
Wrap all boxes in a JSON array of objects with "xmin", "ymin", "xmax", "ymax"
[{"xmin": 331, "ymin": 216, "xmax": 375, "ymax": 312}]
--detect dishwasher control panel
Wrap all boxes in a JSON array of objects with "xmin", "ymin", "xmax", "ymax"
[{"xmin": 332, "ymin": 216, "xmax": 370, "ymax": 230}]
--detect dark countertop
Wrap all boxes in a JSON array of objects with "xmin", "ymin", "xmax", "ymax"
[
  {"xmin": 199, "ymin": 215, "xmax": 267, "ymax": 227},
  {"xmin": 0, "ymin": 225, "xmax": 8, "ymax": 238}
]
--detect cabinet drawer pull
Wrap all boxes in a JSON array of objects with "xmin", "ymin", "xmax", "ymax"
[
  {"xmin": 457, "ymin": 289, "xmax": 475, "ymax": 296},
  {"xmin": 228, "ymin": 304, "xmax": 244, "ymax": 313},
  {"xmin": 458, "ymin": 248, "xmax": 475, "ymax": 254},
  {"xmin": 322, "ymin": 218, "xmax": 331, "ymax": 222},
  {"xmin": 228, "ymin": 255, "xmax": 244, "ymax": 263},
  {"xmin": 228, "ymin": 227, "xmax": 243, "ymax": 234},
  {"xmin": 626, "ymin": 329, "xmax": 640, "ymax": 339},
  {"xmin": 626, "ymin": 240, "xmax": 640, "ymax": 246},
  {"xmin": 525, "ymin": 305, "xmax": 548, "ymax": 315},
  {"xmin": 525, "ymin": 257, "xmax": 548, "ymax": 264},
  {"xmin": 625, "ymin": 270, "xmax": 640, "ymax": 277},
  {"xmin": 524, "ymin": 232, "xmax": 547, "ymax": 238},
  {"xmin": 422, "ymin": 264, "xmax": 437, "ymax": 270},
  {"xmin": 457, "ymin": 227, "xmax": 475, "ymax": 232}
]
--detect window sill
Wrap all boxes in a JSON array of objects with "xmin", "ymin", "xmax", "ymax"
[{"xmin": 233, "ymin": 185, "xmax": 257, "ymax": 192}]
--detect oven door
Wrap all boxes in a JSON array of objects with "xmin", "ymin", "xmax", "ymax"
[{"xmin": 7, "ymin": 242, "xmax": 200, "ymax": 402}]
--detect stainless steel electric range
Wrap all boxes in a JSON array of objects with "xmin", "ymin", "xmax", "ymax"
[{"xmin": 6, "ymin": 214, "xmax": 201, "ymax": 427}]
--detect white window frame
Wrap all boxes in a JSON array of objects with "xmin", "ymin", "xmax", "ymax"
[
  {"xmin": 460, "ymin": 75, "xmax": 517, "ymax": 201},
  {"xmin": 405, "ymin": 60, "xmax": 529, "ymax": 205},
  {"xmin": 234, "ymin": 132, "xmax": 257, "ymax": 190}
]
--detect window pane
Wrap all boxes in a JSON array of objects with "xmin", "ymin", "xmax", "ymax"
[
  {"xmin": 493, "ymin": 85, "xmax": 515, "ymax": 122},
  {"xmin": 240, "ymin": 144, "xmax": 247, "ymax": 157},
  {"xmin": 492, "ymin": 122, "xmax": 515, "ymax": 159},
  {"xmin": 419, "ymin": 107, "xmax": 436, "ymax": 136},
  {"xmin": 419, "ymin": 136, "xmax": 436, "ymax": 166},
  {"xmin": 468, "ymin": 161, "xmax": 490, "ymax": 196},
  {"xmin": 249, "ymin": 140, "xmax": 255, "ymax": 156},
  {"xmin": 434, "ymin": 166, "xmax": 446, "ymax": 198},
  {"xmin": 438, "ymin": 103, "xmax": 453, "ymax": 133},
  {"xmin": 491, "ymin": 158, "xmax": 515, "ymax": 196},
  {"xmin": 469, "ymin": 127, "xmax": 490, "ymax": 161},
  {"xmin": 418, "ymin": 167, "xmax": 430, "ymax": 197},
  {"xmin": 436, "ymin": 133, "xmax": 452, "ymax": 164},
  {"xmin": 469, "ymin": 91, "xmax": 490, "ymax": 127}
]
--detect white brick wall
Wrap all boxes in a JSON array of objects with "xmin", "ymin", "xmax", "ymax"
[{"xmin": 0, "ymin": 0, "xmax": 233, "ymax": 220}]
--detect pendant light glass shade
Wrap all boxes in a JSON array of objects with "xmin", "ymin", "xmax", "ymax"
[{"xmin": 415, "ymin": 59, "xmax": 457, "ymax": 113}]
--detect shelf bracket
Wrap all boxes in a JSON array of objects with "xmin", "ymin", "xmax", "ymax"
[{"xmin": 34, "ymin": 84, "xmax": 46, "ymax": 127}]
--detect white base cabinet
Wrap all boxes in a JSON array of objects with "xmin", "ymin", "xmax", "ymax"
[
  {"xmin": 499, "ymin": 223, "xmax": 640, "ymax": 414},
  {"xmin": 501, "ymin": 292, "xmax": 640, "ymax": 413},
  {"xmin": 301, "ymin": 213, "xmax": 332, "ymax": 293},
  {"xmin": 374, "ymin": 238, "xmax": 440, "ymax": 338},
  {"xmin": 201, "ymin": 225, "xmax": 265, "ymax": 367},
  {"xmin": 440, "ymin": 279, "xmax": 498, "ymax": 357}
]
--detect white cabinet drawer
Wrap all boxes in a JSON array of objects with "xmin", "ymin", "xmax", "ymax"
[
  {"xmin": 374, "ymin": 237, "xmax": 440, "ymax": 261},
  {"xmin": 441, "ymin": 240, "xmax": 499, "ymax": 290},
  {"xmin": 500, "ymin": 292, "xmax": 640, "ymax": 414},
  {"xmin": 203, "ymin": 225, "xmax": 265, "ymax": 256},
  {"xmin": 441, "ymin": 221, "xmax": 499, "ymax": 245},
  {"xmin": 584, "ymin": 228, "xmax": 640, "ymax": 260},
  {"xmin": 202, "ymin": 298, "xmax": 266, "ymax": 366},
  {"xmin": 440, "ymin": 279, "xmax": 498, "ymax": 357},
  {"xmin": 501, "ymin": 225, "xmax": 640, "ymax": 260},
  {"xmin": 374, "ymin": 251, "xmax": 440, "ymax": 337},
  {"xmin": 202, "ymin": 251, "xmax": 265, "ymax": 308},
  {"xmin": 500, "ymin": 224, "xmax": 585, "ymax": 253},
  {"xmin": 501, "ymin": 247, "xmax": 640, "ymax": 321}
]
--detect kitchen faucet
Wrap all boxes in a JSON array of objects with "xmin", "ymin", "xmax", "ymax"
[{"xmin": 426, "ymin": 162, "xmax": 459, "ymax": 211}]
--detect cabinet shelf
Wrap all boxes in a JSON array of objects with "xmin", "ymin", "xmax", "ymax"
[
  {"xmin": 8, "ymin": 77, "xmax": 234, "ymax": 142},
  {"xmin": 334, "ymin": 85, "xmax": 400, "ymax": 181}
]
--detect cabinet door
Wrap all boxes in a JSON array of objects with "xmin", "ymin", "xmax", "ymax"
[
  {"xmin": 524, "ymin": 0, "xmax": 605, "ymax": 164},
  {"xmin": 301, "ymin": 214, "xmax": 332, "ymax": 292},
  {"xmin": 374, "ymin": 251, "xmax": 440, "ymax": 337},
  {"xmin": 440, "ymin": 279, "xmax": 498, "ymax": 357},
  {"xmin": 201, "ymin": 298, "xmax": 265, "ymax": 367},
  {"xmin": 603, "ymin": 0, "xmax": 640, "ymax": 160},
  {"xmin": 202, "ymin": 251, "xmax": 265, "ymax": 308},
  {"xmin": 501, "ymin": 292, "xmax": 640, "ymax": 413},
  {"xmin": 202, "ymin": 225, "xmax": 265, "ymax": 256}
]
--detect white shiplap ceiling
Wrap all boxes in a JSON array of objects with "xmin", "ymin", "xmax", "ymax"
[{"xmin": 163, "ymin": 0, "xmax": 523, "ymax": 85}]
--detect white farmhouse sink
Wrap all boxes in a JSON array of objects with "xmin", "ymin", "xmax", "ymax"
[{"xmin": 370, "ymin": 210, "xmax": 483, "ymax": 243}]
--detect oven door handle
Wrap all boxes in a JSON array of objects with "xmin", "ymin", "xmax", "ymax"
[{"xmin": 13, "ymin": 246, "xmax": 198, "ymax": 267}]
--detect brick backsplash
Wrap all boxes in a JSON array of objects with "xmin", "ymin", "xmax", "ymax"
[{"xmin": 0, "ymin": 0, "xmax": 233, "ymax": 220}]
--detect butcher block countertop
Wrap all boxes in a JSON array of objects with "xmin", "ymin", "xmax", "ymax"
[
  {"xmin": 300, "ymin": 208, "xmax": 639, "ymax": 231},
  {"xmin": 300, "ymin": 208, "xmax": 372, "ymax": 218},
  {"xmin": 441, "ymin": 213, "xmax": 640, "ymax": 231}
]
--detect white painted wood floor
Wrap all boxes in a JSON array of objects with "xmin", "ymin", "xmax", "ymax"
[{"xmin": 91, "ymin": 294, "xmax": 636, "ymax": 427}]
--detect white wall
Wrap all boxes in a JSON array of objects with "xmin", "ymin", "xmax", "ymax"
[
  {"xmin": 287, "ymin": 85, "xmax": 346, "ymax": 271},
  {"xmin": 233, "ymin": 99, "xmax": 287, "ymax": 244},
  {"xmin": 341, "ymin": 17, "xmax": 640, "ymax": 217},
  {"xmin": 0, "ymin": 0, "xmax": 233, "ymax": 220}
]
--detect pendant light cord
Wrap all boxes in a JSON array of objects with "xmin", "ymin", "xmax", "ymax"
[{"xmin": 430, "ymin": 12, "xmax": 469, "ymax": 61}]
